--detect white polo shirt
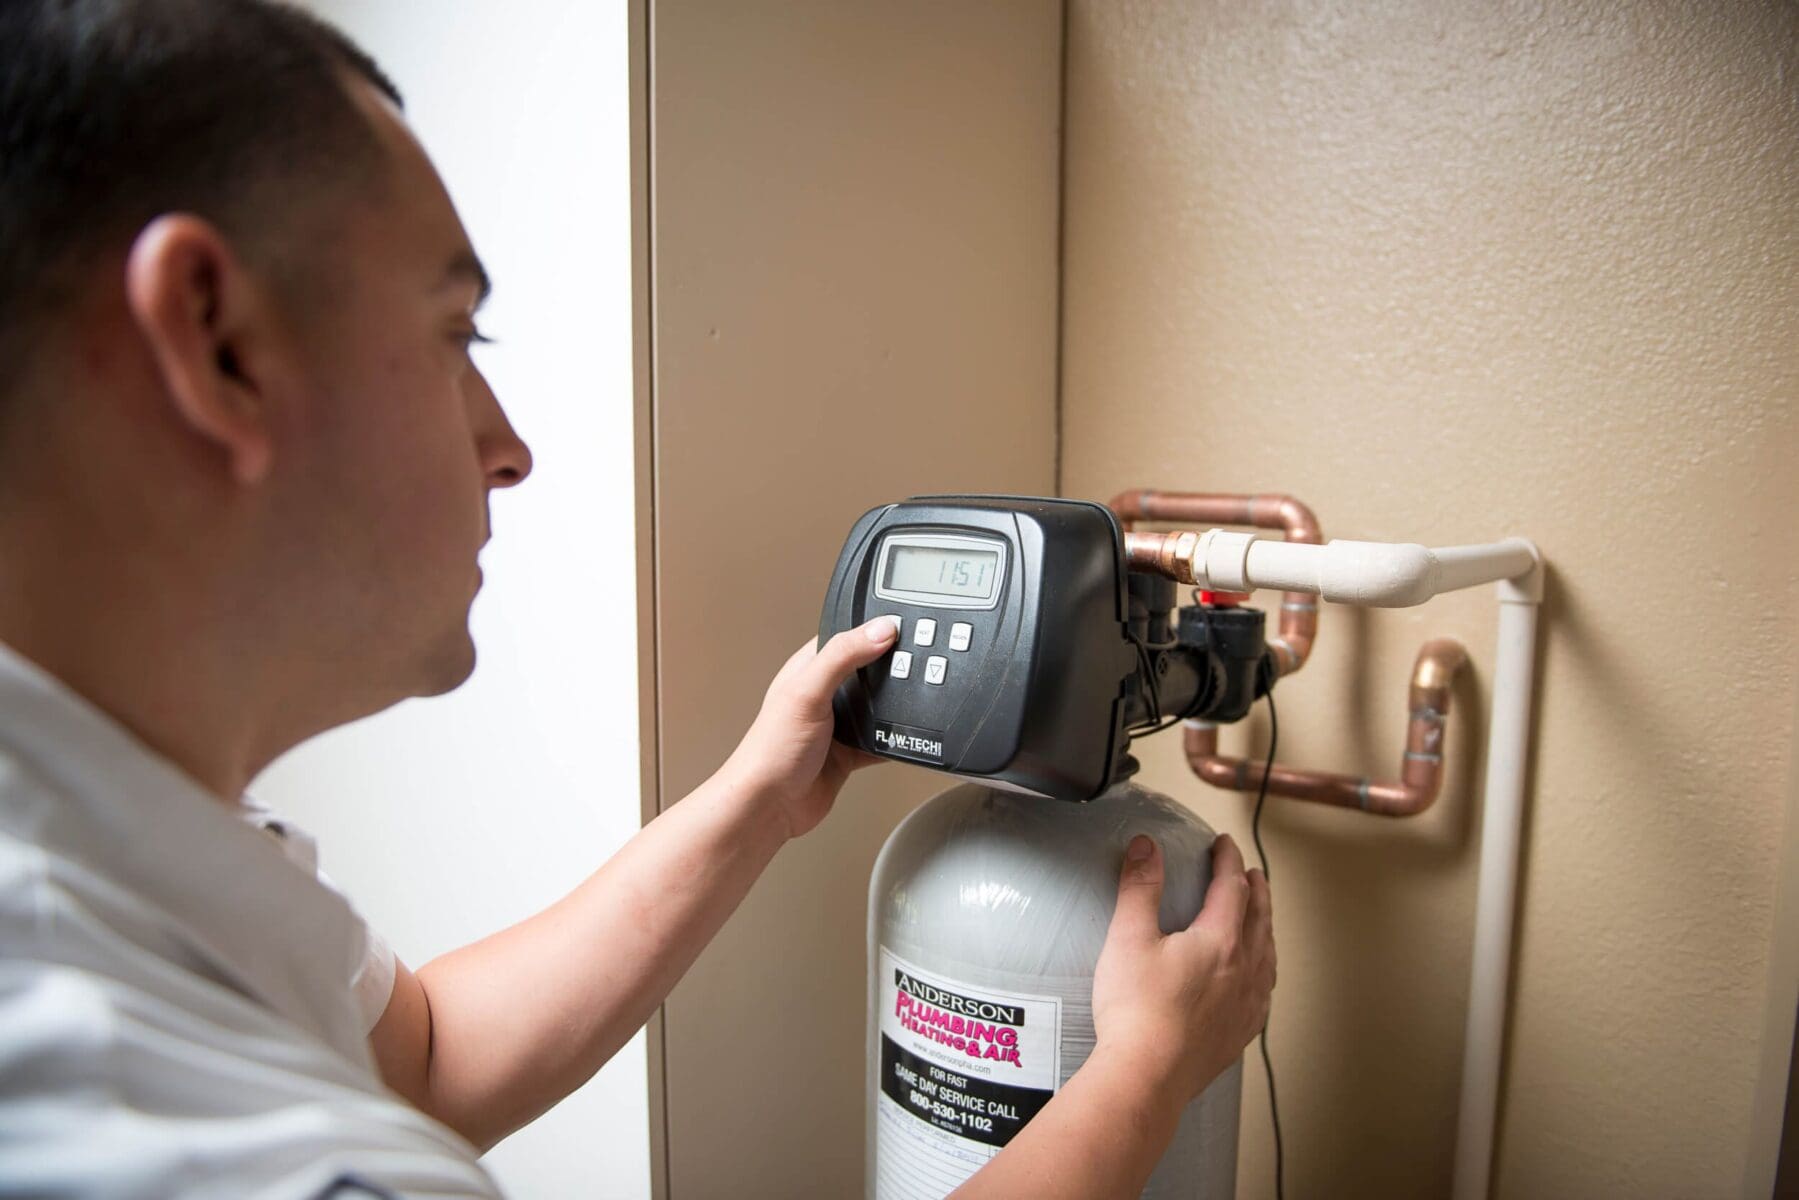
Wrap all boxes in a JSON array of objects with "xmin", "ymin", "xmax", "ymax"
[{"xmin": 0, "ymin": 641, "xmax": 502, "ymax": 1198}]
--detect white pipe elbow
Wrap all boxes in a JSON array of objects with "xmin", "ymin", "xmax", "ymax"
[{"xmin": 1314, "ymin": 540, "xmax": 1441, "ymax": 607}]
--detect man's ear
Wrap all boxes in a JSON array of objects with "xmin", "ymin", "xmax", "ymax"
[{"xmin": 123, "ymin": 215, "xmax": 277, "ymax": 486}]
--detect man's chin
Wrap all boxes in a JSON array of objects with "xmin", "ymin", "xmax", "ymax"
[{"xmin": 415, "ymin": 629, "xmax": 479, "ymax": 697}]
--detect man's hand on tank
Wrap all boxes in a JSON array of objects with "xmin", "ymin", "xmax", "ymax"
[
  {"xmin": 1090, "ymin": 832, "xmax": 1277, "ymax": 1109},
  {"xmin": 718, "ymin": 618, "xmax": 899, "ymax": 840}
]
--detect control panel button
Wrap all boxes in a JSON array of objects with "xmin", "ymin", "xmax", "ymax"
[
  {"xmin": 948, "ymin": 622, "xmax": 973, "ymax": 652},
  {"xmin": 913, "ymin": 618, "xmax": 937, "ymax": 647},
  {"xmin": 924, "ymin": 655, "xmax": 947, "ymax": 685},
  {"xmin": 880, "ymin": 615, "xmax": 903, "ymax": 640},
  {"xmin": 889, "ymin": 650, "xmax": 913, "ymax": 680}
]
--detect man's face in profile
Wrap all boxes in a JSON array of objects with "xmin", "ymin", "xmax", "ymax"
[{"xmin": 270, "ymin": 77, "xmax": 531, "ymax": 705}]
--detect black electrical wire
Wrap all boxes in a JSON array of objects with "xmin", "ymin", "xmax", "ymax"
[
  {"xmin": 1122, "ymin": 625, "xmax": 1186, "ymax": 737},
  {"xmin": 1250, "ymin": 690, "xmax": 1284, "ymax": 1200},
  {"xmin": 1124, "ymin": 627, "xmax": 1161, "ymax": 728},
  {"xmin": 1138, "ymin": 599, "xmax": 1283, "ymax": 1191}
]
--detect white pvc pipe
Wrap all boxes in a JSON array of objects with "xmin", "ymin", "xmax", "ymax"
[
  {"xmin": 1451, "ymin": 579, "xmax": 1541, "ymax": 1200},
  {"xmin": 1183, "ymin": 526, "xmax": 1545, "ymax": 1197}
]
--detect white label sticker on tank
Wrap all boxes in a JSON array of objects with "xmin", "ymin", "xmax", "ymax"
[{"xmin": 874, "ymin": 948, "xmax": 1061, "ymax": 1198}]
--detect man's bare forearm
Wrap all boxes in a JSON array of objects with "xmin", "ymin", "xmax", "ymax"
[
  {"xmin": 407, "ymin": 766, "xmax": 788, "ymax": 1148},
  {"xmin": 367, "ymin": 625, "xmax": 897, "ymax": 1148},
  {"xmin": 950, "ymin": 1044, "xmax": 1184, "ymax": 1200}
]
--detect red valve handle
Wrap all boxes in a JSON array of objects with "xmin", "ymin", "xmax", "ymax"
[{"xmin": 1198, "ymin": 589, "xmax": 1253, "ymax": 607}]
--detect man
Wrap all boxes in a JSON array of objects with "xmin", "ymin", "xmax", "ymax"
[{"xmin": 0, "ymin": 1, "xmax": 1275, "ymax": 1196}]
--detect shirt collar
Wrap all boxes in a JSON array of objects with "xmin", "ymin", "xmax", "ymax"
[{"xmin": 0, "ymin": 639, "xmax": 373, "ymax": 1070}]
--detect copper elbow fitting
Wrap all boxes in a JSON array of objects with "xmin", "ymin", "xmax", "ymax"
[{"xmin": 1182, "ymin": 637, "xmax": 1469, "ymax": 818}]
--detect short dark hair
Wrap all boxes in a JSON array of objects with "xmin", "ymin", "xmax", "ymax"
[{"xmin": 0, "ymin": 0, "xmax": 403, "ymax": 396}]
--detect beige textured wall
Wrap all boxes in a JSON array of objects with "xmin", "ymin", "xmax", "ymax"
[
  {"xmin": 1060, "ymin": 3, "xmax": 1799, "ymax": 1198},
  {"xmin": 650, "ymin": 2, "xmax": 1062, "ymax": 1194}
]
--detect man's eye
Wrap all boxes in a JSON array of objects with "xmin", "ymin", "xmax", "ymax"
[{"xmin": 455, "ymin": 327, "xmax": 496, "ymax": 351}]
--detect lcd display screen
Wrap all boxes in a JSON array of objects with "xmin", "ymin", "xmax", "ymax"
[{"xmin": 883, "ymin": 543, "xmax": 1000, "ymax": 601}]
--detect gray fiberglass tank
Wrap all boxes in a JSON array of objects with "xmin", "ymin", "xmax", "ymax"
[{"xmin": 867, "ymin": 781, "xmax": 1242, "ymax": 1199}]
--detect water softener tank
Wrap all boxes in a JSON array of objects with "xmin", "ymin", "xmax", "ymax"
[{"xmin": 867, "ymin": 780, "xmax": 1242, "ymax": 1199}]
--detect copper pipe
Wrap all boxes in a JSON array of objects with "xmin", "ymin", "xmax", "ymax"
[
  {"xmin": 1181, "ymin": 637, "xmax": 1469, "ymax": 817},
  {"xmin": 1109, "ymin": 490, "xmax": 1323, "ymax": 677},
  {"xmin": 1109, "ymin": 490, "xmax": 1323, "ymax": 544}
]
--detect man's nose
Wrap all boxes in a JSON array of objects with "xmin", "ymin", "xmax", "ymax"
[
  {"xmin": 483, "ymin": 421, "xmax": 532, "ymax": 489},
  {"xmin": 470, "ymin": 367, "xmax": 533, "ymax": 489}
]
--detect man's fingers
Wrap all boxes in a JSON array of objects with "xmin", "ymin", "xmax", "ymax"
[
  {"xmin": 1107, "ymin": 834, "xmax": 1166, "ymax": 944},
  {"xmin": 792, "ymin": 618, "xmax": 900, "ymax": 710},
  {"xmin": 1246, "ymin": 867, "xmax": 1273, "ymax": 949},
  {"xmin": 1247, "ymin": 868, "xmax": 1276, "ymax": 986},
  {"xmin": 1246, "ymin": 867, "xmax": 1271, "ymax": 928},
  {"xmin": 1191, "ymin": 833, "xmax": 1250, "ymax": 941}
]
